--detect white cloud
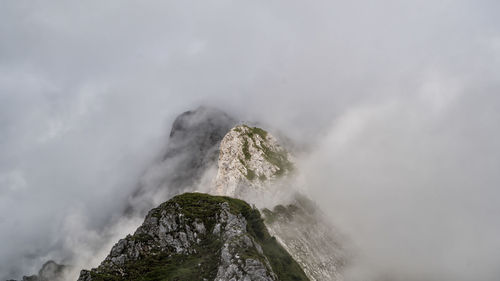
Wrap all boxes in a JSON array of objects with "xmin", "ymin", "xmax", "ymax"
[
  {"xmin": 1, "ymin": 0, "xmax": 500, "ymax": 280},
  {"xmin": 0, "ymin": 170, "xmax": 27, "ymax": 193}
]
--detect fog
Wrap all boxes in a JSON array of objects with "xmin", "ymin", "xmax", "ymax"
[{"xmin": 1, "ymin": 0, "xmax": 500, "ymax": 280}]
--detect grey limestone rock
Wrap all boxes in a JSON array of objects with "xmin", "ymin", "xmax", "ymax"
[{"xmin": 77, "ymin": 193, "xmax": 308, "ymax": 281}]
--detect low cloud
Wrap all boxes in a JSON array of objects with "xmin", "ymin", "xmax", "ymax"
[
  {"xmin": 1, "ymin": 0, "xmax": 500, "ymax": 280},
  {"xmin": 301, "ymin": 93, "xmax": 500, "ymax": 281}
]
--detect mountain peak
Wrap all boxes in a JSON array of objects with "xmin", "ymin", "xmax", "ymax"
[
  {"xmin": 33, "ymin": 108, "xmax": 343, "ymax": 281},
  {"xmin": 126, "ymin": 106, "xmax": 236, "ymax": 215},
  {"xmin": 213, "ymin": 125, "xmax": 294, "ymax": 197},
  {"xmin": 78, "ymin": 193, "xmax": 309, "ymax": 281}
]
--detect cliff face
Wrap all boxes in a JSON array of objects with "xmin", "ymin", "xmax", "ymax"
[
  {"xmin": 212, "ymin": 125, "xmax": 345, "ymax": 281},
  {"xmin": 77, "ymin": 193, "xmax": 309, "ymax": 281},
  {"xmin": 213, "ymin": 125, "xmax": 293, "ymax": 197},
  {"xmin": 262, "ymin": 197, "xmax": 345, "ymax": 281},
  {"xmin": 12, "ymin": 108, "xmax": 343, "ymax": 281}
]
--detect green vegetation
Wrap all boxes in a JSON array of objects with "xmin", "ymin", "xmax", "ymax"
[
  {"xmin": 242, "ymin": 138, "xmax": 251, "ymax": 160},
  {"xmin": 236, "ymin": 125, "xmax": 270, "ymax": 163},
  {"xmin": 130, "ymin": 233, "xmax": 153, "ymax": 243},
  {"xmin": 245, "ymin": 168, "xmax": 256, "ymax": 181},
  {"xmin": 258, "ymin": 174, "xmax": 267, "ymax": 181},
  {"xmin": 262, "ymin": 194, "xmax": 317, "ymax": 224},
  {"xmin": 234, "ymin": 125, "xmax": 268, "ymax": 140},
  {"xmin": 262, "ymin": 203, "xmax": 302, "ymax": 224},
  {"xmin": 90, "ymin": 235, "xmax": 221, "ymax": 281},
  {"xmin": 244, "ymin": 207, "xmax": 308, "ymax": 281},
  {"xmin": 89, "ymin": 193, "xmax": 308, "ymax": 281},
  {"xmin": 242, "ymin": 125, "xmax": 268, "ymax": 140},
  {"xmin": 235, "ymin": 125, "xmax": 294, "ymax": 179},
  {"xmin": 260, "ymin": 143, "xmax": 294, "ymax": 177},
  {"xmin": 238, "ymin": 157, "xmax": 245, "ymax": 166},
  {"xmin": 239, "ymin": 157, "xmax": 257, "ymax": 181},
  {"xmin": 293, "ymin": 193, "xmax": 317, "ymax": 214}
]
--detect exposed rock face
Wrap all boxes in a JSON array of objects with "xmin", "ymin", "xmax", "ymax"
[
  {"xmin": 78, "ymin": 193, "xmax": 309, "ymax": 281},
  {"xmin": 262, "ymin": 196, "xmax": 345, "ymax": 281},
  {"xmin": 10, "ymin": 109, "xmax": 343, "ymax": 281},
  {"xmin": 212, "ymin": 125, "xmax": 345, "ymax": 281},
  {"xmin": 127, "ymin": 106, "xmax": 236, "ymax": 215},
  {"xmin": 213, "ymin": 125, "xmax": 293, "ymax": 197}
]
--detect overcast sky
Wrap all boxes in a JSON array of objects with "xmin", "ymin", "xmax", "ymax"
[{"xmin": 1, "ymin": 0, "xmax": 500, "ymax": 280}]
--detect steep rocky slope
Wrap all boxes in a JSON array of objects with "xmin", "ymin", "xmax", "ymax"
[
  {"xmin": 78, "ymin": 193, "xmax": 309, "ymax": 281},
  {"xmin": 9, "ymin": 108, "xmax": 343, "ymax": 281},
  {"xmin": 212, "ymin": 125, "xmax": 345, "ymax": 281},
  {"xmin": 213, "ymin": 125, "xmax": 293, "ymax": 197},
  {"xmin": 262, "ymin": 197, "xmax": 345, "ymax": 281}
]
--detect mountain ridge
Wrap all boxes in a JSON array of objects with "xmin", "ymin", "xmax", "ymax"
[
  {"xmin": 9, "ymin": 107, "xmax": 345, "ymax": 281},
  {"xmin": 77, "ymin": 193, "xmax": 309, "ymax": 281},
  {"xmin": 210, "ymin": 123, "xmax": 345, "ymax": 281}
]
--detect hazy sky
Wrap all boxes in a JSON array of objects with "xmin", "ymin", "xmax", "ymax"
[{"xmin": 1, "ymin": 0, "xmax": 500, "ymax": 280}]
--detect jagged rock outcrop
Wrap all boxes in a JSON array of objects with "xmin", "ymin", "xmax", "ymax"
[
  {"xmin": 213, "ymin": 125, "xmax": 293, "ymax": 197},
  {"xmin": 127, "ymin": 106, "xmax": 236, "ymax": 215},
  {"xmin": 78, "ymin": 193, "xmax": 309, "ymax": 281},
  {"xmin": 212, "ymin": 125, "xmax": 345, "ymax": 281},
  {"xmin": 9, "ymin": 261, "xmax": 69, "ymax": 281}
]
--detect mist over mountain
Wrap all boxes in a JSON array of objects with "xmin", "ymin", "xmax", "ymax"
[
  {"xmin": 73, "ymin": 113, "xmax": 343, "ymax": 281},
  {"xmin": 126, "ymin": 106, "xmax": 237, "ymax": 215},
  {"xmin": 2, "ymin": 1, "xmax": 500, "ymax": 280}
]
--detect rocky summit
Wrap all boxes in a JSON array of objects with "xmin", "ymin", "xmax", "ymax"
[
  {"xmin": 127, "ymin": 106, "xmax": 236, "ymax": 215},
  {"xmin": 213, "ymin": 125, "xmax": 294, "ymax": 197},
  {"xmin": 210, "ymin": 124, "xmax": 345, "ymax": 281},
  {"xmin": 11, "ymin": 108, "xmax": 344, "ymax": 281},
  {"xmin": 77, "ymin": 193, "xmax": 309, "ymax": 281},
  {"xmin": 76, "ymin": 113, "xmax": 344, "ymax": 281}
]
